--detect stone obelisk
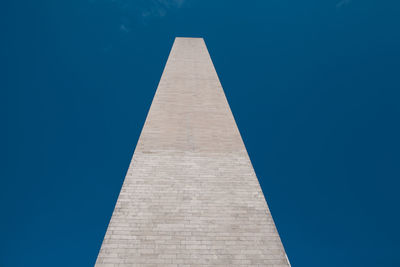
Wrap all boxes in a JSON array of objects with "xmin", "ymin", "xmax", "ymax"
[{"xmin": 95, "ymin": 37, "xmax": 290, "ymax": 266}]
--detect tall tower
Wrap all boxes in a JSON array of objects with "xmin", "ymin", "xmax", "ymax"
[{"xmin": 95, "ymin": 38, "xmax": 290, "ymax": 266}]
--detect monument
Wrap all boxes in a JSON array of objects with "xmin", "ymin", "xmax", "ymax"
[{"xmin": 95, "ymin": 37, "xmax": 290, "ymax": 266}]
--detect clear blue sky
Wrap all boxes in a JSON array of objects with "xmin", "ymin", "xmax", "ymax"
[{"xmin": 1, "ymin": 0, "xmax": 399, "ymax": 266}]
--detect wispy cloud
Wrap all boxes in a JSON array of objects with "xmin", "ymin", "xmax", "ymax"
[
  {"xmin": 119, "ymin": 24, "xmax": 130, "ymax": 32},
  {"xmin": 336, "ymin": 0, "xmax": 351, "ymax": 8},
  {"xmin": 109, "ymin": 0, "xmax": 185, "ymax": 19},
  {"xmin": 138, "ymin": 0, "xmax": 186, "ymax": 19},
  {"xmin": 91, "ymin": 0, "xmax": 187, "ymax": 33}
]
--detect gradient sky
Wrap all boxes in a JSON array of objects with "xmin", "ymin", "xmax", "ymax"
[{"xmin": 1, "ymin": 0, "xmax": 400, "ymax": 266}]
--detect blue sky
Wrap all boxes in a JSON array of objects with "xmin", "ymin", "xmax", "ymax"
[{"xmin": 1, "ymin": 0, "xmax": 399, "ymax": 266}]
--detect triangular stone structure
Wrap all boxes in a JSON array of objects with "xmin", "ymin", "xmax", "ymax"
[{"xmin": 95, "ymin": 37, "xmax": 290, "ymax": 266}]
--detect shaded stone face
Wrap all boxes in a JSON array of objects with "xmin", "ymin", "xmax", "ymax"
[{"xmin": 95, "ymin": 37, "xmax": 290, "ymax": 266}]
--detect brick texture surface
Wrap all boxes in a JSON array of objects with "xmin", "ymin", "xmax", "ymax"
[{"xmin": 95, "ymin": 38, "xmax": 290, "ymax": 267}]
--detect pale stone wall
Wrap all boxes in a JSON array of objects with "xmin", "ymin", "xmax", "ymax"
[{"xmin": 95, "ymin": 37, "xmax": 290, "ymax": 267}]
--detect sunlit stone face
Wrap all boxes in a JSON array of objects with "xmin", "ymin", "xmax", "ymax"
[{"xmin": 95, "ymin": 37, "xmax": 290, "ymax": 267}]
